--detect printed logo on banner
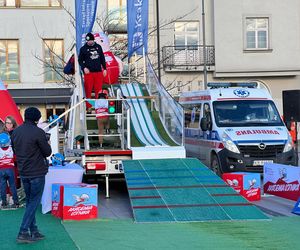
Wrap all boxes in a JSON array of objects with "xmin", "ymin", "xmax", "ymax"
[
  {"xmin": 264, "ymin": 163, "xmax": 300, "ymax": 201},
  {"xmin": 72, "ymin": 193, "xmax": 90, "ymax": 206},
  {"xmin": 242, "ymin": 174, "xmax": 260, "ymax": 200},
  {"xmin": 226, "ymin": 179, "xmax": 239, "ymax": 187},
  {"xmin": 75, "ymin": 0, "xmax": 98, "ymax": 54},
  {"xmin": 133, "ymin": 32, "xmax": 144, "ymax": 49},
  {"xmin": 279, "ymin": 168, "xmax": 288, "ymax": 181},
  {"xmin": 63, "ymin": 185, "xmax": 98, "ymax": 220},
  {"xmin": 223, "ymin": 173, "xmax": 261, "ymax": 201},
  {"xmin": 51, "ymin": 183, "xmax": 64, "ymax": 218}
]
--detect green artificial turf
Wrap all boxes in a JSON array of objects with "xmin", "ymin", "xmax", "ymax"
[
  {"xmin": 63, "ymin": 216, "xmax": 300, "ymax": 250},
  {"xmin": 0, "ymin": 208, "xmax": 77, "ymax": 250}
]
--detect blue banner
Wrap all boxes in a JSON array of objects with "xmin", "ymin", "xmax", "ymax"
[
  {"xmin": 75, "ymin": 0, "xmax": 98, "ymax": 54},
  {"xmin": 127, "ymin": 0, "xmax": 148, "ymax": 59}
]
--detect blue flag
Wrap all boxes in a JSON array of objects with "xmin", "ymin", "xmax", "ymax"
[
  {"xmin": 75, "ymin": 0, "xmax": 98, "ymax": 54},
  {"xmin": 127, "ymin": 0, "xmax": 149, "ymax": 59}
]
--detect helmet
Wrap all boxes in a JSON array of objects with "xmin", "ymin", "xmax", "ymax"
[
  {"xmin": 98, "ymin": 89, "xmax": 109, "ymax": 99},
  {"xmin": 51, "ymin": 153, "xmax": 65, "ymax": 166},
  {"xmin": 0, "ymin": 132, "xmax": 10, "ymax": 148}
]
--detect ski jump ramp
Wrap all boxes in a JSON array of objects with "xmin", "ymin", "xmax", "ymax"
[
  {"xmin": 120, "ymin": 83, "xmax": 185, "ymax": 159},
  {"xmin": 123, "ymin": 158, "xmax": 269, "ymax": 222}
]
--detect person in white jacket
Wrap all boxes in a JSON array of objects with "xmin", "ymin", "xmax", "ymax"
[{"xmin": 95, "ymin": 90, "xmax": 110, "ymax": 147}]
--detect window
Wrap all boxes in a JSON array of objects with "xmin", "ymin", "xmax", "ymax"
[
  {"xmin": 108, "ymin": 34, "xmax": 127, "ymax": 57},
  {"xmin": 107, "ymin": 0, "xmax": 127, "ymax": 31},
  {"xmin": 46, "ymin": 104, "xmax": 66, "ymax": 130},
  {"xmin": 46, "ymin": 104, "xmax": 66, "ymax": 123},
  {"xmin": 43, "ymin": 39, "xmax": 64, "ymax": 82},
  {"xmin": 108, "ymin": 34, "xmax": 128, "ymax": 76},
  {"xmin": 0, "ymin": 0, "xmax": 61, "ymax": 7},
  {"xmin": 245, "ymin": 17, "xmax": 269, "ymax": 50},
  {"xmin": 177, "ymin": 81, "xmax": 182, "ymax": 92},
  {"xmin": 184, "ymin": 104, "xmax": 201, "ymax": 128},
  {"xmin": 174, "ymin": 22, "xmax": 199, "ymax": 48},
  {"xmin": 0, "ymin": 0, "xmax": 16, "ymax": 7},
  {"xmin": 203, "ymin": 103, "xmax": 212, "ymax": 130},
  {"xmin": 0, "ymin": 40, "xmax": 19, "ymax": 82},
  {"xmin": 213, "ymin": 100, "xmax": 283, "ymax": 127}
]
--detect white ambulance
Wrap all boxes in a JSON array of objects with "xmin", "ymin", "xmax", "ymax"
[{"xmin": 179, "ymin": 82, "xmax": 297, "ymax": 175}]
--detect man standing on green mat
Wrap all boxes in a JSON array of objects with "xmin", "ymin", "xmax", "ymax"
[{"xmin": 11, "ymin": 107, "xmax": 52, "ymax": 243}]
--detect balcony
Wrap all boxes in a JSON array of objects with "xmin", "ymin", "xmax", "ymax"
[{"xmin": 162, "ymin": 45, "xmax": 215, "ymax": 72}]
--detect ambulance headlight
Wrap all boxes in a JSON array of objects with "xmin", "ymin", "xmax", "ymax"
[
  {"xmin": 222, "ymin": 134, "xmax": 240, "ymax": 154},
  {"xmin": 283, "ymin": 135, "xmax": 293, "ymax": 153}
]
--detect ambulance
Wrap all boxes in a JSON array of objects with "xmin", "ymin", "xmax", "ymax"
[{"xmin": 179, "ymin": 82, "xmax": 297, "ymax": 175}]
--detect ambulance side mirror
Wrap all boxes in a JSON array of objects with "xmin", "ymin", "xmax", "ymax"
[{"xmin": 200, "ymin": 117, "xmax": 209, "ymax": 131}]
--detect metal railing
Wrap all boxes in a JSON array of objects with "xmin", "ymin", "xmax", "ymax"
[
  {"xmin": 84, "ymin": 98, "xmax": 131, "ymax": 150},
  {"xmin": 162, "ymin": 45, "xmax": 215, "ymax": 69},
  {"xmin": 146, "ymin": 56, "xmax": 184, "ymax": 146}
]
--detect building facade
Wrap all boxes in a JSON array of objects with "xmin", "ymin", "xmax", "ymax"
[
  {"xmin": 0, "ymin": 0, "xmax": 299, "ymax": 120},
  {"xmin": 0, "ymin": 1, "xmax": 76, "ymax": 120},
  {"xmin": 155, "ymin": 0, "xmax": 300, "ymax": 113}
]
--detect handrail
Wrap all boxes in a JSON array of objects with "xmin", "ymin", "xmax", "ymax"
[
  {"xmin": 162, "ymin": 45, "xmax": 215, "ymax": 67},
  {"xmin": 43, "ymin": 98, "xmax": 86, "ymax": 130}
]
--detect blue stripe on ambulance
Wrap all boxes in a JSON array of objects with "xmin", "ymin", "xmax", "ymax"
[{"xmin": 185, "ymin": 129, "xmax": 223, "ymax": 149}]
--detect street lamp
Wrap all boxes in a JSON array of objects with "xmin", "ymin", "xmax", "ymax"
[
  {"xmin": 202, "ymin": 0, "xmax": 208, "ymax": 89},
  {"xmin": 156, "ymin": 0, "xmax": 161, "ymax": 83}
]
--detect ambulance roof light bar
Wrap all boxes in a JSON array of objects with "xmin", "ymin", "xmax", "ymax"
[{"xmin": 207, "ymin": 82, "xmax": 258, "ymax": 89}]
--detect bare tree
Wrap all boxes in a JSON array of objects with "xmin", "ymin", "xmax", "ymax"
[{"xmin": 32, "ymin": 4, "xmax": 198, "ymax": 91}]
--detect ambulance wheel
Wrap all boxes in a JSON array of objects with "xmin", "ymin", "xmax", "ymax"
[{"xmin": 211, "ymin": 154, "xmax": 222, "ymax": 176}]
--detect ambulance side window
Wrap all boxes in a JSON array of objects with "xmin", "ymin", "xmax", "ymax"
[
  {"xmin": 184, "ymin": 104, "xmax": 202, "ymax": 128},
  {"xmin": 203, "ymin": 103, "xmax": 212, "ymax": 130}
]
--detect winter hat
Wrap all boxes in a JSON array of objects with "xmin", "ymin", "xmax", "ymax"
[
  {"xmin": 85, "ymin": 32, "xmax": 95, "ymax": 41},
  {"xmin": 24, "ymin": 107, "xmax": 41, "ymax": 122}
]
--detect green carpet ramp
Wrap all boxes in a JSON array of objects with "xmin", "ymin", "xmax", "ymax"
[{"xmin": 123, "ymin": 158, "xmax": 268, "ymax": 222}]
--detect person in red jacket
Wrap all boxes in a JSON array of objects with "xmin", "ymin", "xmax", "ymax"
[{"xmin": 78, "ymin": 33, "xmax": 107, "ymax": 111}]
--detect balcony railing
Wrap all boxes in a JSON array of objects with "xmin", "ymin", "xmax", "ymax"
[{"xmin": 162, "ymin": 45, "xmax": 215, "ymax": 71}]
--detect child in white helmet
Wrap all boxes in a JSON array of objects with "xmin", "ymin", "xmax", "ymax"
[
  {"xmin": 0, "ymin": 132, "xmax": 19, "ymax": 209},
  {"xmin": 95, "ymin": 90, "xmax": 110, "ymax": 147}
]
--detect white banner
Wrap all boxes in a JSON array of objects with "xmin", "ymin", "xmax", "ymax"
[{"xmin": 264, "ymin": 163, "xmax": 300, "ymax": 201}]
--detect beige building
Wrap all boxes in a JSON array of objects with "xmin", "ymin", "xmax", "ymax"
[
  {"xmin": 0, "ymin": 0, "xmax": 76, "ymax": 120},
  {"xmin": 154, "ymin": 0, "xmax": 300, "ymax": 113},
  {"xmin": 0, "ymin": 0, "xmax": 299, "ymax": 119},
  {"xmin": 0, "ymin": 0, "xmax": 127, "ymax": 120}
]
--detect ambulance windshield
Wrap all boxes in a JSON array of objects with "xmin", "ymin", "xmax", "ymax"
[{"xmin": 213, "ymin": 100, "xmax": 284, "ymax": 127}]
